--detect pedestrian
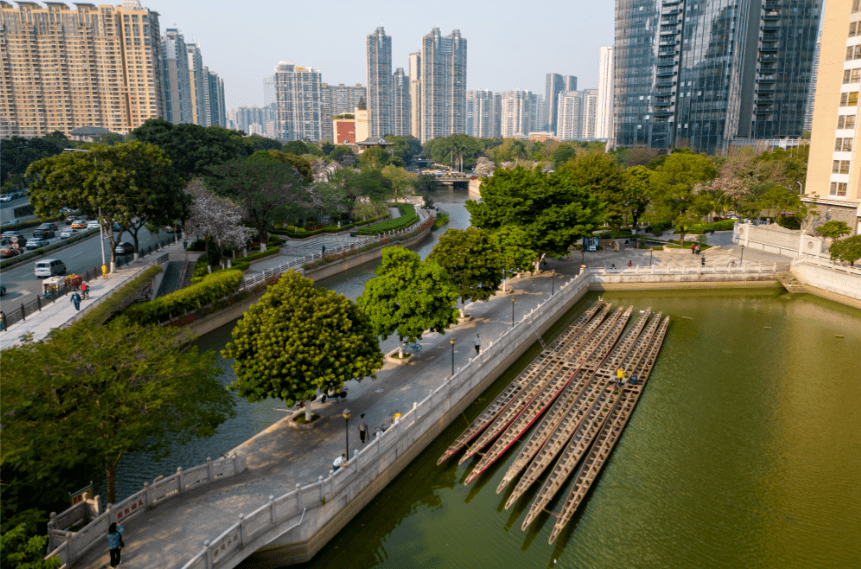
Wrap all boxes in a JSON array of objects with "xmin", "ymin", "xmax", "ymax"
[
  {"xmin": 616, "ymin": 367, "xmax": 625, "ymax": 388},
  {"xmin": 0, "ymin": 310, "xmax": 5, "ymax": 332},
  {"xmin": 101, "ymin": 263, "xmax": 108, "ymax": 279},
  {"xmin": 107, "ymin": 522, "xmax": 124, "ymax": 567},
  {"xmin": 691, "ymin": 242, "xmax": 696, "ymax": 254},
  {"xmin": 474, "ymin": 334, "xmax": 481, "ymax": 355},
  {"xmin": 333, "ymin": 453, "xmax": 347, "ymax": 472},
  {"xmin": 627, "ymin": 260, "xmax": 632, "ymax": 267},
  {"xmin": 701, "ymin": 255, "xmax": 706, "ymax": 267},
  {"xmin": 80, "ymin": 280, "xmax": 89, "ymax": 299},
  {"xmin": 70, "ymin": 292, "xmax": 81, "ymax": 311},
  {"xmin": 696, "ymin": 244, "xmax": 701, "ymax": 255},
  {"xmin": 358, "ymin": 413, "xmax": 369, "ymax": 444}
]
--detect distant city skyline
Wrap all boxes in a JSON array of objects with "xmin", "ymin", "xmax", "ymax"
[{"xmin": 140, "ymin": 0, "xmax": 613, "ymax": 109}]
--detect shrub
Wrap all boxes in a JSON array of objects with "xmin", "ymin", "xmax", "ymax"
[
  {"xmin": 776, "ymin": 215, "xmax": 801, "ymax": 230},
  {"xmin": 123, "ymin": 270, "xmax": 244, "ymax": 325},
  {"xmin": 432, "ymin": 213, "xmax": 449, "ymax": 231},
  {"xmin": 78, "ymin": 265, "xmax": 163, "ymax": 326},
  {"xmin": 356, "ymin": 203, "xmax": 418, "ymax": 235},
  {"xmin": 191, "ymin": 244, "xmax": 280, "ymax": 283}
]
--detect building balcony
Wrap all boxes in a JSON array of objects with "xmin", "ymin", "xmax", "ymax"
[
  {"xmin": 657, "ymin": 69, "xmax": 676, "ymax": 78},
  {"xmin": 654, "ymin": 110, "xmax": 675, "ymax": 118},
  {"xmin": 763, "ymin": 11, "xmax": 780, "ymax": 20},
  {"xmin": 761, "ymin": 23, "xmax": 780, "ymax": 32},
  {"xmin": 759, "ymin": 45, "xmax": 779, "ymax": 53},
  {"xmin": 659, "ymin": 48, "xmax": 679, "ymax": 57},
  {"xmin": 754, "ymin": 108, "xmax": 774, "ymax": 115},
  {"xmin": 756, "ymin": 88, "xmax": 776, "ymax": 95},
  {"xmin": 656, "ymin": 79, "xmax": 676, "ymax": 88},
  {"xmin": 758, "ymin": 75, "xmax": 776, "ymax": 83},
  {"xmin": 661, "ymin": 8, "xmax": 680, "ymax": 16}
]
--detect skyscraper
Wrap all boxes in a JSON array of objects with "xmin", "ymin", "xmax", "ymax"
[
  {"xmin": 466, "ymin": 89, "xmax": 498, "ymax": 138},
  {"xmin": 545, "ymin": 74, "xmax": 565, "ymax": 133},
  {"xmin": 320, "ymin": 83, "xmax": 365, "ymax": 142},
  {"xmin": 0, "ymin": 0, "xmax": 166, "ymax": 138},
  {"xmin": 581, "ymin": 89, "xmax": 599, "ymax": 139},
  {"xmin": 596, "ymin": 47, "xmax": 614, "ymax": 140},
  {"xmin": 207, "ymin": 70, "xmax": 226, "ymax": 127},
  {"xmin": 499, "ymin": 89, "xmax": 536, "ymax": 138},
  {"xmin": 274, "ymin": 63, "xmax": 323, "ymax": 141},
  {"xmin": 614, "ymin": 0, "xmax": 820, "ymax": 154},
  {"xmin": 409, "ymin": 52, "xmax": 422, "ymax": 140},
  {"xmin": 563, "ymin": 76, "xmax": 578, "ymax": 92},
  {"xmin": 392, "ymin": 68, "xmax": 411, "ymax": 136},
  {"xmin": 264, "ymin": 76, "xmax": 277, "ymax": 107},
  {"xmin": 187, "ymin": 43, "xmax": 206, "ymax": 126},
  {"xmin": 557, "ymin": 91, "xmax": 584, "ymax": 140},
  {"xmin": 366, "ymin": 26, "xmax": 393, "ymax": 138},
  {"xmin": 419, "ymin": 28, "xmax": 467, "ymax": 143},
  {"xmin": 162, "ymin": 29, "xmax": 193, "ymax": 124},
  {"xmin": 803, "ymin": 0, "xmax": 860, "ymax": 234}
]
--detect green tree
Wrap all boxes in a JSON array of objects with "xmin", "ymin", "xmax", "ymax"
[
  {"xmin": 341, "ymin": 168, "xmax": 393, "ymax": 202},
  {"xmin": 757, "ymin": 185, "xmax": 802, "ymax": 218},
  {"xmin": 0, "ymin": 522, "xmax": 61, "ymax": 569},
  {"xmin": 357, "ymin": 247, "xmax": 458, "ymax": 357},
  {"xmin": 131, "ymin": 118, "xmax": 249, "ymax": 179},
  {"xmin": 466, "ymin": 165, "xmax": 603, "ymax": 256},
  {"xmin": 224, "ymin": 271, "xmax": 383, "ymax": 420},
  {"xmin": 428, "ymin": 227, "xmax": 503, "ymax": 317},
  {"xmin": 329, "ymin": 145, "xmax": 355, "ymax": 164},
  {"xmin": 1, "ymin": 133, "xmax": 73, "ymax": 185},
  {"xmin": 359, "ymin": 145, "xmax": 400, "ymax": 169},
  {"xmin": 206, "ymin": 159, "xmax": 311, "ymax": 239},
  {"xmin": 549, "ymin": 144, "xmax": 578, "ymax": 168},
  {"xmin": 413, "ymin": 174, "xmax": 438, "ymax": 193},
  {"xmin": 622, "ymin": 165, "xmax": 652, "ymax": 229},
  {"xmin": 381, "ymin": 164, "xmax": 417, "ymax": 198},
  {"xmin": 817, "ymin": 221, "xmax": 851, "ymax": 240},
  {"xmin": 384, "ymin": 135, "xmax": 423, "ymax": 164},
  {"xmin": 243, "ymin": 134, "xmax": 282, "ymax": 152},
  {"xmin": 1, "ymin": 320, "xmax": 234, "ymax": 504},
  {"xmin": 646, "ymin": 152, "xmax": 717, "ymax": 245},
  {"xmin": 282, "ymin": 140, "xmax": 309, "ymax": 156},
  {"xmin": 491, "ymin": 226, "xmax": 538, "ymax": 292},
  {"xmin": 423, "ymin": 134, "xmax": 481, "ymax": 169},
  {"xmin": 829, "ymin": 234, "xmax": 861, "ymax": 266},
  {"xmin": 247, "ymin": 149, "xmax": 313, "ymax": 183},
  {"xmin": 27, "ymin": 142, "xmax": 186, "ymax": 264},
  {"xmin": 561, "ymin": 153, "xmax": 626, "ymax": 228}
]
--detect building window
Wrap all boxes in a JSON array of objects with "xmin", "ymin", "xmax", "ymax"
[
  {"xmin": 835, "ymin": 138, "xmax": 844, "ymax": 151},
  {"xmin": 830, "ymin": 182, "xmax": 848, "ymax": 196},
  {"xmin": 852, "ymin": 22, "xmax": 859, "ymax": 37},
  {"xmin": 838, "ymin": 115, "xmax": 857, "ymax": 129},
  {"xmin": 841, "ymin": 92, "xmax": 860, "ymax": 106},
  {"xmin": 852, "ymin": 69, "xmax": 861, "ymax": 84}
]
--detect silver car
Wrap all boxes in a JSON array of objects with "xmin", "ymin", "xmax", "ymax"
[{"xmin": 26, "ymin": 237, "xmax": 49, "ymax": 249}]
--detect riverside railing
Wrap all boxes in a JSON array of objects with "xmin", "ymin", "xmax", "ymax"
[
  {"xmin": 590, "ymin": 261, "xmax": 778, "ymax": 275},
  {"xmin": 177, "ymin": 271, "xmax": 593, "ymax": 569},
  {"xmin": 45, "ymin": 455, "xmax": 247, "ymax": 567},
  {"xmin": 792, "ymin": 255, "xmax": 861, "ymax": 277}
]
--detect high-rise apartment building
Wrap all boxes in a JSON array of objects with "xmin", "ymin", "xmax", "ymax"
[
  {"xmin": 614, "ymin": 0, "xmax": 820, "ymax": 154},
  {"xmin": 466, "ymin": 89, "xmax": 499, "ymax": 138},
  {"xmin": 319, "ymin": 83, "xmax": 365, "ymax": 142},
  {"xmin": 366, "ymin": 26, "xmax": 393, "ymax": 138},
  {"xmin": 545, "ymin": 74, "xmax": 565, "ymax": 133},
  {"xmin": 419, "ymin": 28, "xmax": 467, "ymax": 143},
  {"xmin": 207, "ymin": 70, "xmax": 226, "ymax": 127},
  {"xmin": 409, "ymin": 52, "xmax": 422, "ymax": 140},
  {"xmin": 0, "ymin": 0, "xmax": 165, "ymax": 138},
  {"xmin": 274, "ymin": 63, "xmax": 323, "ymax": 141},
  {"xmin": 392, "ymin": 68, "xmax": 411, "ymax": 136},
  {"xmin": 563, "ymin": 75, "xmax": 578, "ymax": 92},
  {"xmin": 264, "ymin": 76, "xmax": 276, "ymax": 107},
  {"xmin": 581, "ymin": 89, "xmax": 599, "ymax": 139},
  {"xmin": 162, "ymin": 29, "xmax": 193, "ymax": 124},
  {"xmin": 231, "ymin": 104, "xmax": 277, "ymax": 137},
  {"xmin": 187, "ymin": 43, "xmax": 206, "ymax": 125},
  {"xmin": 596, "ymin": 47, "xmax": 614, "ymax": 139},
  {"xmin": 557, "ymin": 91, "xmax": 584, "ymax": 140},
  {"xmin": 499, "ymin": 89, "xmax": 537, "ymax": 138},
  {"xmin": 804, "ymin": 0, "xmax": 860, "ymax": 235}
]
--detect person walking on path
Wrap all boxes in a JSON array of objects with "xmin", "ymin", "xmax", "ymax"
[
  {"xmin": 70, "ymin": 292, "xmax": 81, "ymax": 311},
  {"xmin": 101, "ymin": 263, "xmax": 108, "ymax": 279},
  {"xmin": 333, "ymin": 453, "xmax": 347, "ymax": 472},
  {"xmin": 695, "ymin": 244, "xmax": 701, "ymax": 255},
  {"xmin": 80, "ymin": 280, "xmax": 89, "ymax": 300},
  {"xmin": 701, "ymin": 255, "xmax": 706, "ymax": 267},
  {"xmin": 0, "ymin": 311, "xmax": 5, "ymax": 332},
  {"xmin": 474, "ymin": 334, "xmax": 481, "ymax": 355},
  {"xmin": 358, "ymin": 414, "xmax": 369, "ymax": 444},
  {"xmin": 107, "ymin": 522, "xmax": 124, "ymax": 567},
  {"xmin": 691, "ymin": 242, "xmax": 696, "ymax": 254}
]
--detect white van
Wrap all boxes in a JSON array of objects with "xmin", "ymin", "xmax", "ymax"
[{"xmin": 35, "ymin": 259, "xmax": 66, "ymax": 278}]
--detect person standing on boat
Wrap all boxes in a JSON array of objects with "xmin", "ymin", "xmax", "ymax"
[{"xmin": 616, "ymin": 368, "xmax": 625, "ymax": 387}]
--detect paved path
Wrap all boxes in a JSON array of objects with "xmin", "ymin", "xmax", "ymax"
[
  {"xmin": 0, "ymin": 242, "xmax": 185, "ymax": 350},
  {"xmin": 70, "ymin": 245, "xmax": 787, "ymax": 569}
]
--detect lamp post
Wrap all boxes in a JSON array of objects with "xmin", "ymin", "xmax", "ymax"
[
  {"xmin": 342, "ymin": 408, "xmax": 351, "ymax": 459},
  {"xmin": 650, "ymin": 248, "xmax": 653, "ymax": 267},
  {"xmin": 551, "ymin": 272, "xmax": 555, "ymax": 296},
  {"xmin": 511, "ymin": 297, "xmax": 515, "ymax": 328},
  {"xmin": 449, "ymin": 339, "xmax": 455, "ymax": 376},
  {"xmin": 740, "ymin": 245, "xmax": 745, "ymax": 267}
]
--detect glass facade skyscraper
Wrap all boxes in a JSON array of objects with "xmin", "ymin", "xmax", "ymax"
[{"xmin": 615, "ymin": 0, "xmax": 821, "ymax": 154}]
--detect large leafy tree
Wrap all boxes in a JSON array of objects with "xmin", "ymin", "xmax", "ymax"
[
  {"xmin": 383, "ymin": 135, "xmax": 423, "ymax": 164},
  {"xmin": 817, "ymin": 221, "xmax": 851, "ymax": 240},
  {"xmin": 206, "ymin": 159, "xmax": 311, "ymax": 240},
  {"xmin": 829, "ymin": 235, "xmax": 861, "ymax": 266},
  {"xmin": 0, "ymin": 522, "xmax": 61, "ymax": 569},
  {"xmin": 27, "ymin": 142, "xmax": 185, "ymax": 265},
  {"xmin": 358, "ymin": 247, "xmax": 458, "ymax": 357},
  {"xmin": 491, "ymin": 226, "xmax": 538, "ymax": 292},
  {"xmin": 622, "ymin": 165, "xmax": 653, "ymax": 229},
  {"xmin": 466, "ymin": 165, "xmax": 603, "ymax": 256},
  {"xmin": 185, "ymin": 179, "xmax": 254, "ymax": 266},
  {"xmin": 1, "ymin": 132, "xmax": 73, "ymax": 186},
  {"xmin": 423, "ymin": 134, "xmax": 482, "ymax": 169},
  {"xmin": 646, "ymin": 152, "xmax": 717, "ymax": 245},
  {"xmin": 224, "ymin": 271, "xmax": 383, "ymax": 420},
  {"xmin": 131, "ymin": 118, "xmax": 249, "ymax": 180},
  {"xmin": 561, "ymin": 153, "xmax": 626, "ymax": 228},
  {"xmin": 1, "ymin": 320, "xmax": 234, "ymax": 504},
  {"xmin": 428, "ymin": 227, "xmax": 502, "ymax": 317},
  {"xmin": 248, "ymin": 149, "xmax": 313, "ymax": 183},
  {"xmin": 381, "ymin": 164, "xmax": 417, "ymax": 198}
]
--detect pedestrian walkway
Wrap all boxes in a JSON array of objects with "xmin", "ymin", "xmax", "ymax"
[{"xmin": 0, "ymin": 243, "xmax": 182, "ymax": 350}]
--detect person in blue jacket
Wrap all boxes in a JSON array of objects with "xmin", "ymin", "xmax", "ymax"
[{"xmin": 107, "ymin": 522, "xmax": 124, "ymax": 567}]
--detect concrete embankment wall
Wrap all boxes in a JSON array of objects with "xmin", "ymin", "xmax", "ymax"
[{"xmin": 791, "ymin": 259, "xmax": 861, "ymax": 307}]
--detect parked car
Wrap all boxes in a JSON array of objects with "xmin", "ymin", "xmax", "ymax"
[
  {"xmin": 0, "ymin": 247, "xmax": 21, "ymax": 258},
  {"xmin": 26, "ymin": 237, "xmax": 49, "ymax": 249},
  {"xmin": 115, "ymin": 241, "xmax": 134, "ymax": 255},
  {"xmin": 34, "ymin": 258, "xmax": 66, "ymax": 278},
  {"xmin": 39, "ymin": 222, "xmax": 59, "ymax": 231},
  {"xmin": 60, "ymin": 228, "xmax": 79, "ymax": 239},
  {"xmin": 0, "ymin": 232, "xmax": 26, "ymax": 247},
  {"xmin": 112, "ymin": 222, "xmax": 124, "ymax": 233},
  {"xmin": 33, "ymin": 228, "xmax": 54, "ymax": 239},
  {"xmin": 0, "ymin": 194, "xmax": 13, "ymax": 203},
  {"xmin": 87, "ymin": 220, "xmax": 100, "ymax": 230},
  {"xmin": 71, "ymin": 220, "xmax": 88, "ymax": 229}
]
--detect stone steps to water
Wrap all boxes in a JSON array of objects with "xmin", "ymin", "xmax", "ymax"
[{"xmin": 777, "ymin": 272, "xmax": 807, "ymax": 293}]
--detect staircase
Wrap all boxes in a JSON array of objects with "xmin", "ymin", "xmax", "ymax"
[{"xmin": 777, "ymin": 272, "xmax": 807, "ymax": 293}]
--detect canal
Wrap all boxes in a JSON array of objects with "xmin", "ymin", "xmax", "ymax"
[{"xmin": 111, "ymin": 188, "xmax": 860, "ymax": 568}]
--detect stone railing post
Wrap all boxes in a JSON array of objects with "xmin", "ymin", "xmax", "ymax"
[
  {"xmin": 207, "ymin": 457, "xmax": 213, "ymax": 481},
  {"xmin": 204, "ymin": 541, "xmax": 213, "ymax": 568},
  {"xmin": 143, "ymin": 482, "xmax": 151, "ymax": 509},
  {"xmin": 237, "ymin": 514, "xmax": 246, "ymax": 546},
  {"xmin": 318, "ymin": 476, "xmax": 324, "ymax": 502},
  {"xmin": 177, "ymin": 467, "xmax": 184, "ymax": 492}
]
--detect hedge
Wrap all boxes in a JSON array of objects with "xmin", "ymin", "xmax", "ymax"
[
  {"xmin": 432, "ymin": 213, "xmax": 449, "ymax": 231},
  {"xmin": 191, "ymin": 244, "xmax": 280, "ymax": 283},
  {"xmin": 270, "ymin": 213, "xmax": 389, "ymax": 239},
  {"xmin": 122, "ymin": 269, "xmax": 244, "ymax": 325},
  {"xmin": 77, "ymin": 265, "xmax": 163, "ymax": 326},
  {"xmin": 356, "ymin": 203, "xmax": 418, "ymax": 235},
  {"xmin": 688, "ymin": 220, "xmax": 736, "ymax": 234},
  {"xmin": 0, "ymin": 228, "xmax": 99, "ymax": 269}
]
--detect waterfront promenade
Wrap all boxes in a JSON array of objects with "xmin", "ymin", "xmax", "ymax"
[{"xmin": 65, "ymin": 246, "xmax": 780, "ymax": 569}]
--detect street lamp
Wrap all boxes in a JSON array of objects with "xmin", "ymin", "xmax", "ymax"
[
  {"xmin": 449, "ymin": 339, "xmax": 455, "ymax": 376},
  {"xmin": 342, "ymin": 408, "xmax": 351, "ymax": 459},
  {"xmin": 511, "ymin": 297, "xmax": 516, "ymax": 328},
  {"xmin": 740, "ymin": 245, "xmax": 745, "ymax": 267}
]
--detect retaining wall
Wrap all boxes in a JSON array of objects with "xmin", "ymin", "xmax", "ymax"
[{"xmin": 791, "ymin": 258, "xmax": 861, "ymax": 304}]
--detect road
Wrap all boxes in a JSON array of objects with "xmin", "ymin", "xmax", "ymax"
[
  {"xmin": 0, "ymin": 225, "xmax": 168, "ymax": 307},
  {"xmin": 0, "ymin": 194, "xmax": 36, "ymax": 225}
]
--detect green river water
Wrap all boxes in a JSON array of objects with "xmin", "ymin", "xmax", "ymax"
[{"xmin": 295, "ymin": 289, "xmax": 861, "ymax": 569}]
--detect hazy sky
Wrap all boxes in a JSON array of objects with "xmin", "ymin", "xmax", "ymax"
[{"xmin": 145, "ymin": 0, "xmax": 614, "ymax": 110}]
